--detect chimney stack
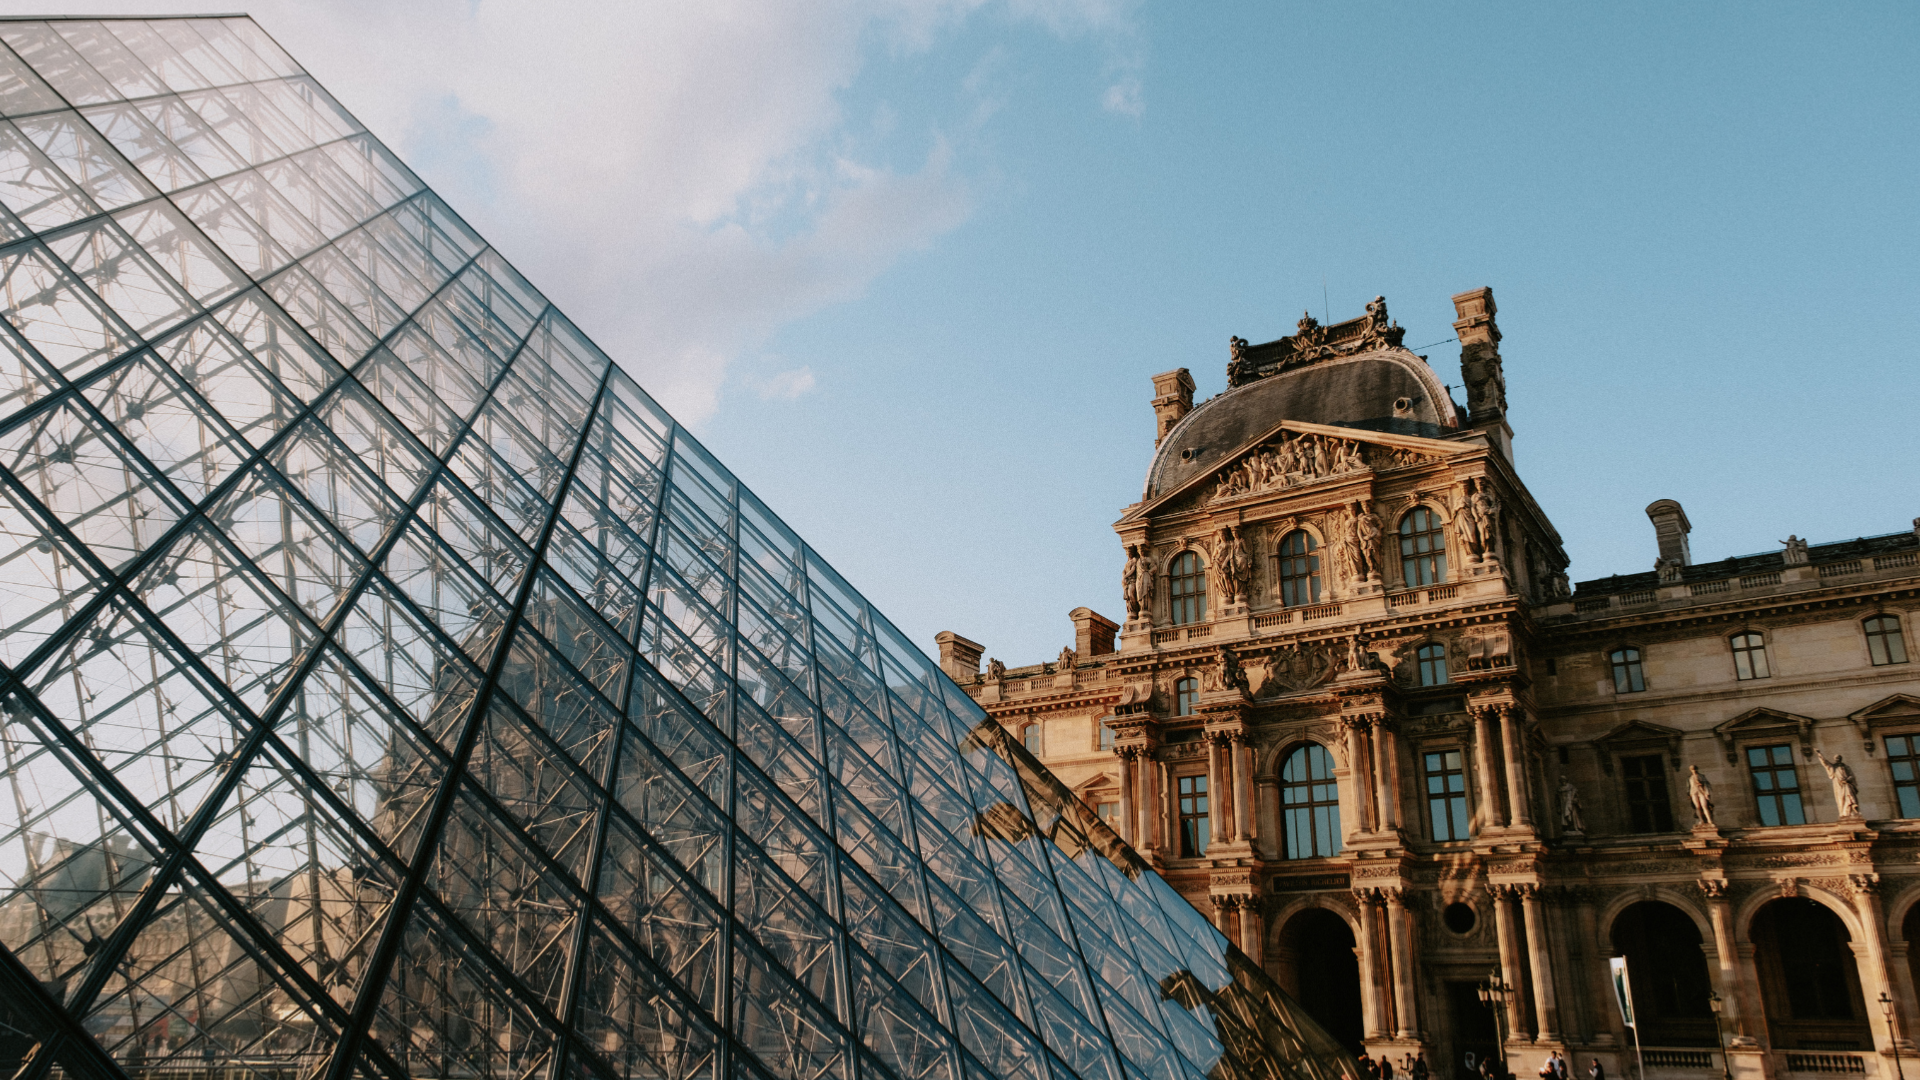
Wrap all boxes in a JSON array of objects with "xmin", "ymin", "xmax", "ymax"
[
  {"xmin": 934, "ymin": 631, "xmax": 983, "ymax": 682},
  {"xmin": 1150, "ymin": 368, "xmax": 1195, "ymax": 448},
  {"xmin": 1070, "ymin": 608, "xmax": 1118, "ymax": 658},
  {"xmin": 1645, "ymin": 500, "xmax": 1693, "ymax": 567}
]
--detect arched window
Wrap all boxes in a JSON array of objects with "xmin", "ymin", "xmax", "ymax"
[
  {"xmin": 1169, "ymin": 550, "xmax": 1207, "ymax": 625},
  {"xmin": 1281, "ymin": 744, "xmax": 1342, "ymax": 859},
  {"xmin": 1276, "ymin": 530, "xmax": 1321, "ymax": 607},
  {"xmin": 1730, "ymin": 632, "xmax": 1770, "ymax": 680},
  {"xmin": 1610, "ymin": 647, "xmax": 1646, "ymax": 693},
  {"xmin": 1865, "ymin": 615, "xmax": 1908, "ymax": 666},
  {"xmin": 1174, "ymin": 677, "xmax": 1198, "ymax": 717},
  {"xmin": 1022, "ymin": 723, "xmax": 1041, "ymax": 756},
  {"xmin": 1398, "ymin": 507, "xmax": 1447, "ymax": 586},
  {"xmin": 1417, "ymin": 643, "xmax": 1449, "ymax": 686}
]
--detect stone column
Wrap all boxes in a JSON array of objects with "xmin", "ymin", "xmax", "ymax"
[
  {"xmin": 1373, "ymin": 721, "xmax": 1400, "ymax": 830},
  {"xmin": 1490, "ymin": 885, "xmax": 1529, "ymax": 1039},
  {"xmin": 1472, "ymin": 706, "xmax": 1507, "ymax": 829},
  {"xmin": 1240, "ymin": 899, "xmax": 1264, "ymax": 966},
  {"xmin": 1233, "ymin": 733, "xmax": 1254, "ymax": 843},
  {"xmin": 1849, "ymin": 875, "xmax": 1909, "ymax": 1050},
  {"xmin": 1347, "ymin": 719, "xmax": 1376, "ymax": 834},
  {"xmin": 1148, "ymin": 758, "xmax": 1167, "ymax": 858},
  {"xmin": 1212, "ymin": 894, "xmax": 1232, "ymax": 935},
  {"xmin": 1500, "ymin": 706, "xmax": 1534, "ymax": 828},
  {"xmin": 1699, "ymin": 881, "xmax": 1751, "ymax": 1043},
  {"xmin": 1206, "ymin": 736, "xmax": 1227, "ymax": 851},
  {"xmin": 1519, "ymin": 885, "xmax": 1561, "ymax": 1042},
  {"xmin": 1355, "ymin": 891, "xmax": 1390, "ymax": 1040},
  {"xmin": 1115, "ymin": 748, "xmax": 1136, "ymax": 845},
  {"xmin": 1572, "ymin": 890, "xmax": 1615, "ymax": 1045},
  {"xmin": 1385, "ymin": 888, "xmax": 1420, "ymax": 1040}
]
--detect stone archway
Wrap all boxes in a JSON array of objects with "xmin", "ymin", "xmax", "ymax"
[
  {"xmin": 1609, "ymin": 901, "xmax": 1715, "ymax": 1046},
  {"xmin": 1272, "ymin": 906, "xmax": 1364, "ymax": 1053},
  {"xmin": 1750, "ymin": 897, "xmax": 1871, "ymax": 1049}
]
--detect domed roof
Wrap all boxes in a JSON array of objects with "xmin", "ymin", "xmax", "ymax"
[{"xmin": 1145, "ymin": 348, "xmax": 1457, "ymax": 501}]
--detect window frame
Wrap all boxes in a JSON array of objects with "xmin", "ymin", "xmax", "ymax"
[
  {"xmin": 1279, "ymin": 742, "xmax": 1343, "ymax": 860},
  {"xmin": 1423, "ymin": 746, "xmax": 1471, "ymax": 842},
  {"xmin": 1609, "ymin": 646, "xmax": 1647, "ymax": 693},
  {"xmin": 1022, "ymin": 722, "xmax": 1041, "ymax": 756},
  {"xmin": 1276, "ymin": 529, "xmax": 1322, "ymax": 608},
  {"xmin": 1620, "ymin": 752, "xmax": 1676, "ymax": 834},
  {"xmin": 1174, "ymin": 676, "xmax": 1198, "ymax": 717},
  {"xmin": 1398, "ymin": 506, "xmax": 1448, "ymax": 587},
  {"xmin": 1729, "ymin": 631, "xmax": 1771, "ymax": 681},
  {"xmin": 1886, "ymin": 733, "xmax": 1920, "ymax": 819},
  {"xmin": 1177, "ymin": 773, "xmax": 1210, "ymax": 857},
  {"xmin": 1746, "ymin": 743, "xmax": 1807, "ymax": 827},
  {"xmin": 1168, "ymin": 549, "xmax": 1207, "ymax": 626},
  {"xmin": 1865, "ymin": 614, "xmax": 1909, "ymax": 667},
  {"xmin": 1417, "ymin": 642, "xmax": 1450, "ymax": 687}
]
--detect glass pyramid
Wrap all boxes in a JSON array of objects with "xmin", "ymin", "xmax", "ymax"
[{"xmin": 0, "ymin": 16, "xmax": 1356, "ymax": 1080}]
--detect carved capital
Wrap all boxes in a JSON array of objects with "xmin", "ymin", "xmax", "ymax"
[
  {"xmin": 1486, "ymin": 882, "xmax": 1518, "ymax": 901},
  {"xmin": 1697, "ymin": 879, "xmax": 1728, "ymax": 902},
  {"xmin": 1849, "ymin": 873, "xmax": 1881, "ymax": 898}
]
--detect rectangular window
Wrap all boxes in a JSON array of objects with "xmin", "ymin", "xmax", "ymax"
[
  {"xmin": 1178, "ymin": 774, "xmax": 1209, "ymax": 857},
  {"xmin": 1098, "ymin": 722, "xmax": 1114, "ymax": 751},
  {"xmin": 1621, "ymin": 754, "xmax": 1675, "ymax": 833},
  {"xmin": 1867, "ymin": 616, "xmax": 1908, "ymax": 666},
  {"xmin": 1747, "ymin": 744, "xmax": 1806, "ymax": 826},
  {"xmin": 1096, "ymin": 801, "xmax": 1120, "ymax": 829},
  {"xmin": 1424, "ymin": 749, "xmax": 1470, "ymax": 841},
  {"xmin": 1730, "ymin": 633, "xmax": 1770, "ymax": 680},
  {"xmin": 1888, "ymin": 736, "xmax": 1920, "ymax": 819}
]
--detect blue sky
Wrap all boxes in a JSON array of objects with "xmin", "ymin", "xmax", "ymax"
[{"xmin": 46, "ymin": 0, "xmax": 1920, "ymax": 665}]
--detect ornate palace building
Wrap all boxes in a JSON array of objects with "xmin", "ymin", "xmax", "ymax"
[{"xmin": 939, "ymin": 290, "xmax": 1920, "ymax": 1080}]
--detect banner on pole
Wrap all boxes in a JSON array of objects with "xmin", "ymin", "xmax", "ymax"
[{"xmin": 1609, "ymin": 957, "xmax": 1636, "ymax": 1027}]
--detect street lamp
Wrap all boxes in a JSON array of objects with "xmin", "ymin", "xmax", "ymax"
[
  {"xmin": 1882, "ymin": 992, "xmax": 1905, "ymax": 1080},
  {"xmin": 1707, "ymin": 992, "xmax": 1731, "ymax": 1080},
  {"xmin": 1479, "ymin": 968, "xmax": 1515, "ymax": 1080}
]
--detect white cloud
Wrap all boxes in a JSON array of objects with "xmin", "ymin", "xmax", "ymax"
[
  {"xmin": 1102, "ymin": 76, "xmax": 1144, "ymax": 117},
  {"xmin": 753, "ymin": 367, "xmax": 819, "ymax": 401},
  {"xmin": 24, "ymin": 0, "xmax": 1137, "ymax": 424}
]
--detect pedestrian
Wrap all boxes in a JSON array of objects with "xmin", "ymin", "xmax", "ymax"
[
  {"xmin": 1589, "ymin": 1060, "xmax": 1606, "ymax": 1080},
  {"xmin": 1383, "ymin": 1056, "xmax": 1395, "ymax": 1080},
  {"xmin": 1552, "ymin": 1053, "xmax": 1569, "ymax": 1080},
  {"xmin": 1413, "ymin": 1054, "xmax": 1429, "ymax": 1080}
]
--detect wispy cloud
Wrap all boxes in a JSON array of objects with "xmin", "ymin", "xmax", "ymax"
[{"xmin": 753, "ymin": 367, "xmax": 819, "ymax": 401}]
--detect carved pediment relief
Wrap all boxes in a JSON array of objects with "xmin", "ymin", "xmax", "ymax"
[
  {"xmin": 1252, "ymin": 644, "xmax": 1337, "ymax": 698},
  {"xmin": 1713, "ymin": 707, "xmax": 1815, "ymax": 763},
  {"xmin": 1204, "ymin": 427, "xmax": 1438, "ymax": 506}
]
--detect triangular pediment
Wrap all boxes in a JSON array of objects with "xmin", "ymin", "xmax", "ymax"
[
  {"xmin": 1597, "ymin": 719, "xmax": 1685, "ymax": 745},
  {"xmin": 1713, "ymin": 707, "xmax": 1815, "ymax": 761},
  {"xmin": 1850, "ymin": 693, "xmax": 1920, "ymax": 722},
  {"xmin": 1134, "ymin": 419, "xmax": 1465, "ymax": 517}
]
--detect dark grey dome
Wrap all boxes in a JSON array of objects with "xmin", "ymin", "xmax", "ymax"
[{"xmin": 1145, "ymin": 349, "xmax": 1456, "ymax": 500}]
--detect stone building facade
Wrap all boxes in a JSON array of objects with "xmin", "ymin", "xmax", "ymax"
[{"xmin": 938, "ymin": 290, "xmax": 1920, "ymax": 1080}]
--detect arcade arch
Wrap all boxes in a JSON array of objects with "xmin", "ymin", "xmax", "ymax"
[
  {"xmin": 1609, "ymin": 901, "xmax": 1714, "ymax": 1046},
  {"xmin": 1270, "ymin": 906, "xmax": 1363, "ymax": 1053},
  {"xmin": 1750, "ymin": 897, "xmax": 1871, "ymax": 1050}
]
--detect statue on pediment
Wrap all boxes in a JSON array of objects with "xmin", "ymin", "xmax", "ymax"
[{"xmin": 1780, "ymin": 535, "xmax": 1809, "ymax": 566}]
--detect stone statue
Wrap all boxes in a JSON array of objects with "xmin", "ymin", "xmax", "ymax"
[
  {"xmin": 1351, "ymin": 500, "xmax": 1383, "ymax": 581},
  {"xmin": 1202, "ymin": 645, "xmax": 1248, "ymax": 695},
  {"xmin": 1687, "ymin": 765, "xmax": 1715, "ymax": 827},
  {"xmin": 1227, "ymin": 336, "xmax": 1252, "ymax": 383},
  {"xmin": 1056, "ymin": 646, "xmax": 1077, "ymax": 673},
  {"xmin": 1344, "ymin": 633, "xmax": 1366, "ymax": 673},
  {"xmin": 1655, "ymin": 556, "xmax": 1682, "ymax": 584},
  {"xmin": 1466, "ymin": 478, "xmax": 1501, "ymax": 563},
  {"xmin": 985, "ymin": 657, "xmax": 1006, "ymax": 683},
  {"xmin": 1780, "ymin": 535, "xmax": 1809, "ymax": 566},
  {"xmin": 1123, "ymin": 545, "xmax": 1155, "ymax": 620},
  {"xmin": 1558, "ymin": 778, "xmax": 1586, "ymax": 833},
  {"xmin": 1211, "ymin": 526, "xmax": 1250, "ymax": 606},
  {"xmin": 1815, "ymin": 750, "xmax": 1861, "ymax": 818},
  {"xmin": 1366, "ymin": 295, "xmax": 1389, "ymax": 328}
]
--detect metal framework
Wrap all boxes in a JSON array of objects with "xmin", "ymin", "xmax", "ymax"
[{"xmin": 0, "ymin": 16, "xmax": 1359, "ymax": 1080}]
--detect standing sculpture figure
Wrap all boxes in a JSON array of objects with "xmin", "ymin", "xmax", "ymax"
[
  {"xmin": 1123, "ymin": 545, "xmax": 1155, "ymax": 621},
  {"xmin": 1212, "ymin": 526, "xmax": 1250, "ymax": 606},
  {"xmin": 1815, "ymin": 750, "xmax": 1862, "ymax": 818},
  {"xmin": 1467, "ymin": 478, "xmax": 1501, "ymax": 563},
  {"xmin": 1352, "ymin": 500, "xmax": 1384, "ymax": 581},
  {"xmin": 1779, "ymin": 535, "xmax": 1810, "ymax": 566},
  {"xmin": 1557, "ymin": 778, "xmax": 1586, "ymax": 833},
  {"xmin": 1688, "ymin": 765, "xmax": 1716, "ymax": 827}
]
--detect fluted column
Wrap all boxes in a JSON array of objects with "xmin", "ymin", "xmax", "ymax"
[
  {"xmin": 1240, "ymin": 899, "xmax": 1264, "ymax": 966},
  {"xmin": 1346, "ymin": 718, "xmax": 1376, "ymax": 834},
  {"xmin": 1519, "ymin": 885, "xmax": 1560, "ymax": 1042},
  {"xmin": 1385, "ymin": 888, "xmax": 1420, "ymax": 1040},
  {"xmin": 1206, "ymin": 735, "xmax": 1227, "ymax": 851},
  {"xmin": 1500, "ymin": 705, "xmax": 1534, "ymax": 827},
  {"xmin": 1354, "ymin": 891, "xmax": 1389, "ymax": 1040},
  {"xmin": 1849, "ymin": 875, "xmax": 1909, "ymax": 1050},
  {"xmin": 1232, "ymin": 733, "xmax": 1254, "ymax": 843},
  {"xmin": 1372, "ymin": 720, "xmax": 1400, "ymax": 830},
  {"xmin": 1471, "ymin": 706, "xmax": 1506, "ymax": 829},
  {"xmin": 1490, "ymin": 885, "xmax": 1529, "ymax": 1038},
  {"xmin": 1150, "ymin": 758, "xmax": 1168, "ymax": 856},
  {"xmin": 1699, "ymin": 881, "xmax": 1750, "ymax": 1042},
  {"xmin": 1116, "ymin": 748, "xmax": 1136, "ymax": 845}
]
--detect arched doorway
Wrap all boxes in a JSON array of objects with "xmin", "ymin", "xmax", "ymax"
[
  {"xmin": 1272, "ymin": 907, "xmax": 1364, "ymax": 1052},
  {"xmin": 1610, "ymin": 901, "xmax": 1715, "ymax": 1046},
  {"xmin": 1751, "ymin": 898, "xmax": 1871, "ymax": 1049}
]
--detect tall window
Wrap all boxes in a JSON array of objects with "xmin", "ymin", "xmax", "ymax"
[
  {"xmin": 1398, "ymin": 507, "xmax": 1447, "ymax": 586},
  {"xmin": 1281, "ymin": 744, "xmax": 1343, "ymax": 859},
  {"xmin": 1096, "ymin": 800, "xmax": 1120, "ymax": 829},
  {"xmin": 1098, "ymin": 721, "xmax": 1114, "ymax": 751},
  {"xmin": 1866, "ymin": 615, "xmax": 1909, "ymax": 666},
  {"xmin": 1887, "ymin": 735, "xmax": 1920, "ymax": 818},
  {"xmin": 1276, "ymin": 530, "xmax": 1321, "ymax": 607},
  {"xmin": 1022, "ymin": 723, "xmax": 1041, "ymax": 756},
  {"xmin": 1417, "ymin": 643, "xmax": 1449, "ymax": 686},
  {"xmin": 1169, "ymin": 551, "xmax": 1207, "ymax": 625},
  {"xmin": 1178, "ymin": 775, "xmax": 1209, "ymax": 856},
  {"xmin": 1747, "ymin": 744, "xmax": 1806, "ymax": 826},
  {"xmin": 1621, "ymin": 754, "xmax": 1675, "ymax": 833},
  {"xmin": 1610, "ymin": 647, "xmax": 1647, "ymax": 693},
  {"xmin": 1425, "ymin": 749, "xmax": 1470, "ymax": 841},
  {"xmin": 1730, "ymin": 632, "xmax": 1770, "ymax": 680},
  {"xmin": 1175, "ymin": 677, "xmax": 1198, "ymax": 717}
]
